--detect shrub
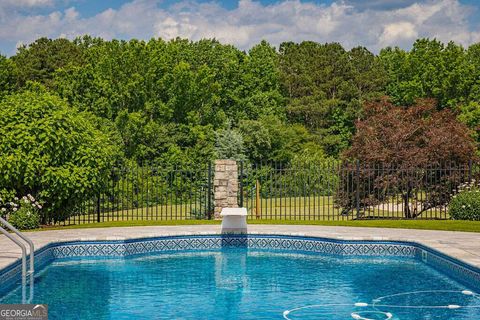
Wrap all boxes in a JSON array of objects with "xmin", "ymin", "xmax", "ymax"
[
  {"xmin": 449, "ymin": 183, "xmax": 480, "ymax": 221},
  {"xmin": 8, "ymin": 207, "xmax": 41, "ymax": 230},
  {"xmin": 0, "ymin": 90, "xmax": 120, "ymax": 223},
  {"xmin": 1, "ymin": 194, "xmax": 42, "ymax": 230}
]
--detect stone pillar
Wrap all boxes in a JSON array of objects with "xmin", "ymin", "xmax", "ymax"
[{"xmin": 214, "ymin": 159, "xmax": 238, "ymax": 219}]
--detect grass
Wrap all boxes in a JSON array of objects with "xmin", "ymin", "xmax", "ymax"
[
  {"xmin": 36, "ymin": 218, "xmax": 480, "ymax": 233},
  {"xmin": 38, "ymin": 219, "xmax": 221, "ymax": 231},
  {"xmin": 244, "ymin": 196, "xmax": 447, "ymax": 219},
  {"xmin": 249, "ymin": 219, "xmax": 480, "ymax": 233},
  {"xmin": 67, "ymin": 195, "xmax": 447, "ymax": 224},
  {"xmin": 41, "ymin": 196, "xmax": 470, "ymax": 233}
]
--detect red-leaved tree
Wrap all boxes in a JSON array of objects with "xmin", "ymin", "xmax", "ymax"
[{"xmin": 337, "ymin": 98, "xmax": 476, "ymax": 218}]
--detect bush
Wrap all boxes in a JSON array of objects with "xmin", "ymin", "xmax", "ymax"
[
  {"xmin": 8, "ymin": 207, "xmax": 41, "ymax": 230},
  {"xmin": 449, "ymin": 185, "xmax": 480, "ymax": 221},
  {"xmin": 1, "ymin": 194, "xmax": 42, "ymax": 230},
  {"xmin": 0, "ymin": 90, "xmax": 120, "ymax": 223}
]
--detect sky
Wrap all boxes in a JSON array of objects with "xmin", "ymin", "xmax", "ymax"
[{"xmin": 1, "ymin": 0, "xmax": 480, "ymax": 56}]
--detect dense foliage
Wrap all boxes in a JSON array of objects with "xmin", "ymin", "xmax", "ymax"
[
  {"xmin": 344, "ymin": 98, "xmax": 476, "ymax": 165},
  {"xmin": 8, "ymin": 208, "xmax": 40, "ymax": 230},
  {"xmin": 0, "ymin": 90, "xmax": 119, "ymax": 222},
  {"xmin": 337, "ymin": 99, "xmax": 476, "ymax": 218},
  {"xmin": 379, "ymin": 39, "xmax": 480, "ymax": 147},
  {"xmin": 280, "ymin": 42, "xmax": 387, "ymax": 156},
  {"xmin": 1, "ymin": 36, "xmax": 480, "ymax": 221},
  {"xmin": 449, "ymin": 182, "xmax": 480, "ymax": 221},
  {"xmin": 2, "ymin": 36, "xmax": 479, "ymax": 166},
  {"xmin": 1, "ymin": 194, "xmax": 42, "ymax": 230}
]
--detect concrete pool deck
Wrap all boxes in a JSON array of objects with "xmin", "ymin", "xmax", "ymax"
[{"xmin": 0, "ymin": 225, "xmax": 479, "ymax": 271}]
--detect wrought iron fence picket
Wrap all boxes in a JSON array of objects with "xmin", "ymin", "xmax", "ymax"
[{"xmin": 61, "ymin": 161, "xmax": 474, "ymax": 225}]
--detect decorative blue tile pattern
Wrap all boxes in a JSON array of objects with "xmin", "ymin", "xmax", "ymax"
[
  {"xmin": 422, "ymin": 249, "xmax": 480, "ymax": 290},
  {"xmin": 52, "ymin": 243, "xmax": 126, "ymax": 258},
  {"xmin": 47, "ymin": 236, "xmax": 418, "ymax": 259},
  {"xmin": 1, "ymin": 235, "xmax": 479, "ymax": 295},
  {"xmin": 245, "ymin": 237, "xmax": 417, "ymax": 257}
]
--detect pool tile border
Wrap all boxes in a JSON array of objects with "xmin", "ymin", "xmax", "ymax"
[{"xmin": 1, "ymin": 234, "xmax": 479, "ymax": 297}]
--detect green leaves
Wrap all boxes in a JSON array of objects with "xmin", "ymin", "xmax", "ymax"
[
  {"xmin": 0, "ymin": 55, "xmax": 16, "ymax": 100},
  {"xmin": 379, "ymin": 38, "xmax": 474, "ymax": 108},
  {"xmin": 449, "ymin": 187, "xmax": 480, "ymax": 221},
  {"xmin": 279, "ymin": 42, "xmax": 387, "ymax": 157},
  {"xmin": 0, "ymin": 90, "xmax": 119, "ymax": 222},
  {"xmin": 12, "ymin": 37, "xmax": 84, "ymax": 88},
  {"xmin": 4, "ymin": 36, "xmax": 480, "ymax": 182},
  {"xmin": 215, "ymin": 122, "xmax": 246, "ymax": 161}
]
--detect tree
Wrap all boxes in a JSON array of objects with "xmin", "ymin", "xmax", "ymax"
[
  {"xmin": 54, "ymin": 38, "xmax": 151, "ymax": 119},
  {"xmin": 349, "ymin": 46, "xmax": 387, "ymax": 100},
  {"xmin": 12, "ymin": 37, "xmax": 84, "ymax": 88},
  {"xmin": 0, "ymin": 55, "xmax": 16, "ymax": 100},
  {"xmin": 0, "ymin": 90, "xmax": 120, "ymax": 222},
  {"xmin": 337, "ymin": 98, "xmax": 476, "ymax": 218},
  {"xmin": 279, "ymin": 41, "xmax": 387, "ymax": 157},
  {"xmin": 380, "ymin": 39, "xmax": 470, "ymax": 108},
  {"xmin": 465, "ymin": 43, "xmax": 480, "ymax": 103},
  {"xmin": 239, "ymin": 116, "xmax": 313, "ymax": 164},
  {"xmin": 237, "ymin": 41, "xmax": 285, "ymax": 120},
  {"xmin": 215, "ymin": 122, "xmax": 246, "ymax": 161},
  {"xmin": 458, "ymin": 102, "xmax": 480, "ymax": 151},
  {"xmin": 6, "ymin": 36, "xmax": 480, "ymax": 172}
]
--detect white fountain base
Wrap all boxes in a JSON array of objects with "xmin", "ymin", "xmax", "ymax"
[{"xmin": 221, "ymin": 208, "xmax": 248, "ymax": 233}]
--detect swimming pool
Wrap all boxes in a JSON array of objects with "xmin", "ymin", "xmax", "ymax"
[{"xmin": 0, "ymin": 235, "xmax": 479, "ymax": 319}]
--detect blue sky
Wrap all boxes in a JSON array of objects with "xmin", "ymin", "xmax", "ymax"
[{"xmin": 1, "ymin": 0, "xmax": 479, "ymax": 55}]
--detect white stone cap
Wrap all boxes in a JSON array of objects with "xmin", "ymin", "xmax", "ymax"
[{"xmin": 220, "ymin": 207, "xmax": 248, "ymax": 216}]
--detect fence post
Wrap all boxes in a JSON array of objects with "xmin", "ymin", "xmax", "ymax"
[
  {"xmin": 256, "ymin": 179, "xmax": 261, "ymax": 219},
  {"xmin": 468, "ymin": 160, "xmax": 472, "ymax": 183},
  {"xmin": 213, "ymin": 160, "xmax": 239, "ymax": 218},
  {"xmin": 208, "ymin": 162, "xmax": 213, "ymax": 219},
  {"xmin": 239, "ymin": 161, "xmax": 244, "ymax": 207},
  {"xmin": 355, "ymin": 160, "xmax": 360, "ymax": 218},
  {"xmin": 96, "ymin": 194, "xmax": 101, "ymax": 223}
]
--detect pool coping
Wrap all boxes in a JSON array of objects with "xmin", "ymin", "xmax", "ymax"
[{"xmin": 1, "ymin": 227, "xmax": 480, "ymax": 296}]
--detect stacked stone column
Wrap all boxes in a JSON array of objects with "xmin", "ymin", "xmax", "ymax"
[{"xmin": 214, "ymin": 160, "xmax": 238, "ymax": 219}]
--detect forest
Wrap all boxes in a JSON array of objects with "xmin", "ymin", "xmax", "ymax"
[
  {"xmin": 1, "ymin": 36, "xmax": 480, "ymax": 222},
  {"xmin": 2, "ymin": 37, "xmax": 479, "ymax": 166}
]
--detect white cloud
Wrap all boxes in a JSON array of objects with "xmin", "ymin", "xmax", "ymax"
[
  {"xmin": 0, "ymin": 0, "xmax": 479, "ymax": 55},
  {"xmin": 1, "ymin": 0, "xmax": 54, "ymax": 7},
  {"xmin": 64, "ymin": 7, "xmax": 78, "ymax": 21},
  {"xmin": 379, "ymin": 22, "xmax": 418, "ymax": 47}
]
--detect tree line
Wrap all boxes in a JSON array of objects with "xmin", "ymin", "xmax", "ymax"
[
  {"xmin": 2, "ymin": 37, "xmax": 479, "ymax": 165},
  {"xmin": 1, "ymin": 36, "xmax": 479, "ymax": 222}
]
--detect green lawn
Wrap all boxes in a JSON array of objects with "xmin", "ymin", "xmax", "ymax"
[
  {"xmin": 40, "ymin": 219, "xmax": 480, "ymax": 233},
  {"xmin": 66, "ymin": 195, "xmax": 448, "ymax": 224},
  {"xmin": 243, "ymin": 196, "xmax": 447, "ymax": 219}
]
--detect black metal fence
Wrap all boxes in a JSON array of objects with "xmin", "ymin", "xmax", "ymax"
[
  {"xmin": 64, "ymin": 163, "xmax": 214, "ymax": 225},
  {"xmin": 239, "ymin": 161, "xmax": 476, "ymax": 220},
  {"xmin": 64, "ymin": 161, "xmax": 477, "ymax": 224}
]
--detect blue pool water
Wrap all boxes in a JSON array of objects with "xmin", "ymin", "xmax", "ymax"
[{"xmin": 1, "ymin": 247, "xmax": 479, "ymax": 319}]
